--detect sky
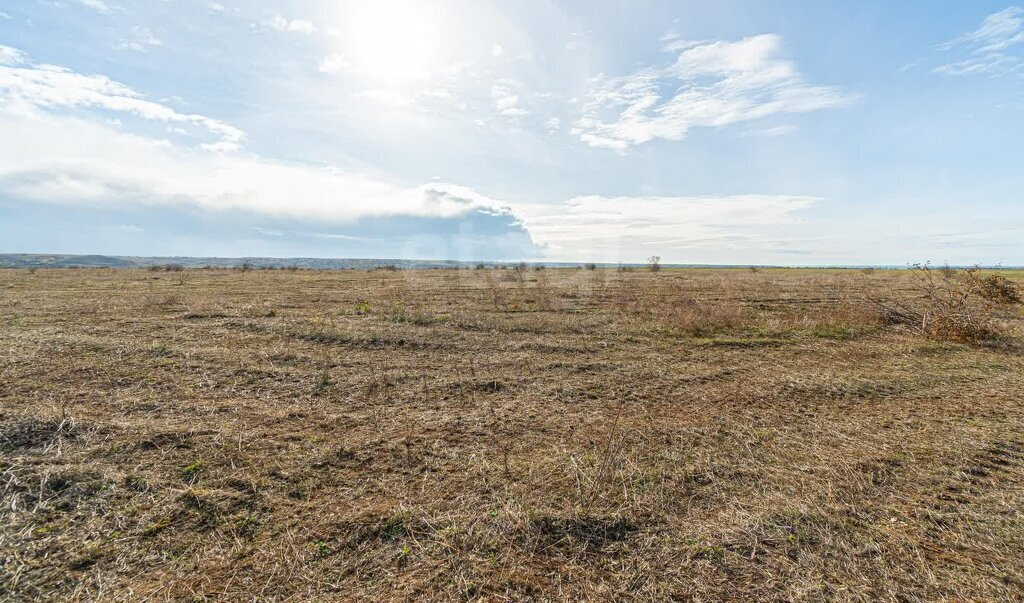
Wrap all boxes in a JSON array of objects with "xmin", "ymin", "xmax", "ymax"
[{"xmin": 1, "ymin": 0, "xmax": 1022, "ymax": 265}]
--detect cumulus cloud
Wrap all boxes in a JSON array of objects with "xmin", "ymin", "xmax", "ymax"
[
  {"xmin": 573, "ymin": 34, "xmax": 852, "ymax": 150},
  {"xmin": 0, "ymin": 46, "xmax": 244, "ymax": 150},
  {"xmin": 936, "ymin": 7, "xmax": 1024, "ymax": 77}
]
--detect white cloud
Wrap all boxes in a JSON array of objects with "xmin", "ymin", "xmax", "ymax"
[
  {"xmin": 937, "ymin": 7, "xmax": 1024, "ymax": 77},
  {"xmin": 0, "ymin": 11, "xmax": 12, "ymax": 20},
  {"xmin": 492, "ymin": 80, "xmax": 530, "ymax": 117},
  {"xmin": 315, "ymin": 232, "xmax": 366, "ymax": 241},
  {"xmin": 260, "ymin": 14, "xmax": 315, "ymax": 34},
  {"xmin": 0, "ymin": 44, "xmax": 829, "ymax": 263},
  {"xmin": 0, "ymin": 103, "xmax": 507, "ymax": 225},
  {"xmin": 934, "ymin": 54, "xmax": 1022, "ymax": 76},
  {"xmin": 115, "ymin": 26, "xmax": 162, "ymax": 52},
  {"xmin": 573, "ymin": 34, "xmax": 852, "ymax": 150},
  {"xmin": 0, "ymin": 46, "xmax": 244, "ymax": 150},
  {"xmin": 74, "ymin": 0, "xmax": 109, "ymax": 13},
  {"xmin": 491, "ymin": 43, "xmax": 504, "ymax": 58},
  {"xmin": 513, "ymin": 194, "xmax": 821, "ymax": 259},
  {"xmin": 943, "ymin": 7, "xmax": 1024, "ymax": 53},
  {"xmin": 660, "ymin": 30, "xmax": 703, "ymax": 54},
  {"xmin": 0, "ymin": 99, "xmax": 824, "ymax": 261},
  {"xmin": 741, "ymin": 124, "xmax": 796, "ymax": 138},
  {"xmin": 318, "ymin": 53, "xmax": 351, "ymax": 74},
  {"xmin": 0, "ymin": 46, "xmax": 24, "ymax": 65}
]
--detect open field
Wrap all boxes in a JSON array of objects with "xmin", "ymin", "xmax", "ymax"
[{"xmin": 2, "ymin": 267, "xmax": 1023, "ymax": 601}]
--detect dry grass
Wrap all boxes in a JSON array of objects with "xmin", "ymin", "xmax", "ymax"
[{"xmin": 1, "ymin": 267, "xmax": 1023, "ymax": 601}]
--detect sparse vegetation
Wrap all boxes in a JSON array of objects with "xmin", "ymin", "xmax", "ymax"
[
  {"xmin": 866, "ymin": 263, "xmax": 1019, "ymax": 344},
  {"xmin": 512, "ymin": 261, "xmax": 529, "ymax": 282},
  {"xmin": 1, "ymin": 266, "xmax": 1022, "ymax": 601}
]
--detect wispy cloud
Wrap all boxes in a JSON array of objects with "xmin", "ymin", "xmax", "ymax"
[
  {"xmin": 0, "ymin": 46, "xmax": 244, "ymax": 150},
  {"xmin": 259, "ymin": 14, "xmax": 315, "ymax": 34},
  {"xmin": 115, "ymin": 26, "xmax": 163, "ymax": 52},
  {"xmin": 741, "ymin": 124, "xmax": 796, "ymax": 138},
  {"xmin": 573, "ymin": 34, "xmax": 853, "ymax": 150},
  {"xmin": 74, "ymin": 0, "xmax": 109, "ymax": 13},
  {"xmin": 491, "ymin": 80, "xmax": 529, "ymax": 117},
  {"xmin": 318, "ymin": 53, "xmax": 351, "ymax": 74},
  {"xmin": 936, "ymin": 7, "xmax": 1024, "ymax": 77},
  {"xmin": 514, "ymin": 194, "xmax": 821, "ymax": 259}
]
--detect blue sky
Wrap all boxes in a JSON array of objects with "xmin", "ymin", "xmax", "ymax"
[{"xmin": 1, "ymin": 0, "xmax": 1022, "ymax": 264}]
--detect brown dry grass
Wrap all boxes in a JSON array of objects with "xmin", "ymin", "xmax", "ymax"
[{"xmin": 1, "ymin": 267, "xmax": 1023, "ymax": 601}]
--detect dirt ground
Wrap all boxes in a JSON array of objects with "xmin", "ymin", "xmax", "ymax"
[{"xmin": 1, "ymin": 267, "xmax": 1023, "ymax": 601}]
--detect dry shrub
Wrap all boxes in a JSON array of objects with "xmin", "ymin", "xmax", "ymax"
[
  {"xmin": 976, "ymin": 273, "xmax": 1022, "ymax": 305},
  {"xmin": 512, "ymin": 261, "xmax": 529, "ymax": 283},
  {"xmin": 533, "ymin": 270, "xmax": 556, "ymax": 311},
  {"xmin": 482, "ymin": 270, "xmax": 508, "ymax": 309},
  {"xmin": 867, "ymin": 264, "xmax": 1012, "ymax": 344}
]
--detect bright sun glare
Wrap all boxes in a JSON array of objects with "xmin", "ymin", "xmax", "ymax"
[{"xmin": 342, "ymin": 1, "xmax": 438, "ymax": 81}]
